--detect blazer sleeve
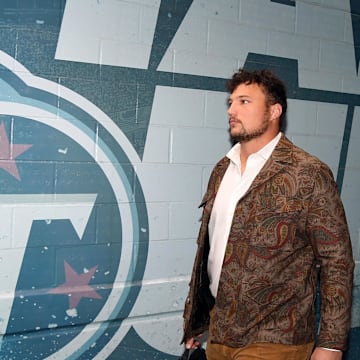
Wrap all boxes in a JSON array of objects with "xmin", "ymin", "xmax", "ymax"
[{"xmin": 307, "ymin": 163, "xmax": 354, "ymax": 351}]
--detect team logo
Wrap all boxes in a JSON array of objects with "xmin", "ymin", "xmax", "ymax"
[{"xmin": 0, "ymin": 51, "xmax": 148, "ymax": 359}]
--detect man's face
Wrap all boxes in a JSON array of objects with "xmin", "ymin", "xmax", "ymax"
[{"xmin": 227, "ymin": 83, "xmax": 271, "ymax": 143}]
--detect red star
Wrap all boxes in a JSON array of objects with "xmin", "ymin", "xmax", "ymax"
[
  {"xmin": 49, "ymin": 260, "xmax": 102, "ymax": 309},
  {"xmin": 0, "ymin": 121, "xmax": 33, "ymax": 180}
]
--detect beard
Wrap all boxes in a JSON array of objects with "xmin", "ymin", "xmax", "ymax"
[{"xmin": 230, "ymin": 113, "xmax": 270, "ymax": 143}]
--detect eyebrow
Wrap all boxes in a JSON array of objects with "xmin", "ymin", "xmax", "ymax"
[{"xmin": 228, "ymin": 95, "xmax": 251, "ymax": 103}]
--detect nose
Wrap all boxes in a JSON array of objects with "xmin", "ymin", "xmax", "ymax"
[{"xmin": 227, "ymin": 103, "xmax": 235, "ymax": 118}]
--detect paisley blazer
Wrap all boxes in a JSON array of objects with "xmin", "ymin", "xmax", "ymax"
[{"xmin": 182, "ymin": 135, "xmax": 354, "ymax": 351}]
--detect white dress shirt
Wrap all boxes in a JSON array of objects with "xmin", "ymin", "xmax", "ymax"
[{"xmin": 207, "ymin": 133, "xmax": 281, "ymax": 297}]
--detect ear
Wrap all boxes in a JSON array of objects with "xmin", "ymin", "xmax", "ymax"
[{"xmin": 269, "ymin": 103, "xmax": 282, "ymax": 122}]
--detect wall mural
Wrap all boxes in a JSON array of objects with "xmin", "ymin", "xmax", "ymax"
[{"xmin": 0, "ymin": 0, "xmax": 359, "ymax": 359}]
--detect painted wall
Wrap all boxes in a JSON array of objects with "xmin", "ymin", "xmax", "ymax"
[{"xmin": 0, "ymin": 0, "xmax": 359, "ymax": 359}]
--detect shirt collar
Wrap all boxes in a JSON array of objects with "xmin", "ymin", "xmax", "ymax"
[{"xmin": 226, "ymin": 132, "xmax": 282, "ymax": 165}]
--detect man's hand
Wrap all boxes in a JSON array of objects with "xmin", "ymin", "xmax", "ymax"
[
  {"xmin": 185, "ymin": 336, "xmax": 202, "ymax": 349},
  {"xmin": 310, "ymin": 347, "xmax": 342, "ymax": 360}
]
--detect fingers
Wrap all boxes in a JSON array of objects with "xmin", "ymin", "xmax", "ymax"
[{"xmin": 185, "ymin": 337, "xmax": 201, "ymax": 349}]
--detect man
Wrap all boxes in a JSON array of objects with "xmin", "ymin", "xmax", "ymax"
[{"xmin": 182, "ymin": 69, "xmax": 354, "ymax": 360}]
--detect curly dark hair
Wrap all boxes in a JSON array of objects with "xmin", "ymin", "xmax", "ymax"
[{"xmin": 226, "ymin": 69, "xmax": 287, "ymax": 132}]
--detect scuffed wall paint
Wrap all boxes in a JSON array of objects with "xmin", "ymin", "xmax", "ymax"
[{"xmin": 0, "ymin": 0, "xmax": 358, "ymax": 358}]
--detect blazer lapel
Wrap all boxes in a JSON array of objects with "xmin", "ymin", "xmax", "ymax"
[{"xmin": 246, "ymin": 135, "xmax": 294, "ymax": 193}]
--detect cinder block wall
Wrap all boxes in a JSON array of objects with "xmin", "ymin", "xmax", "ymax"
[{"xmin": 0, "ymin": 0, "xmax": 358, "ymax": 359}]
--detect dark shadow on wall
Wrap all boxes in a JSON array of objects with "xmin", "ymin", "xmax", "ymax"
[
  {"xmin": 108, "ymin": 326, "xmax": 178, "ymax": 360},
  {"xmin": 350, "ymin": 0, "xmax": 360, "ymax": 74},
  {"xmin": 344, "ymin": 327, "xmax": 360, "ymax": 360},
  {"xmin": 271, "ymin": 0, "xmax": 295, "ymax": 6}
]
